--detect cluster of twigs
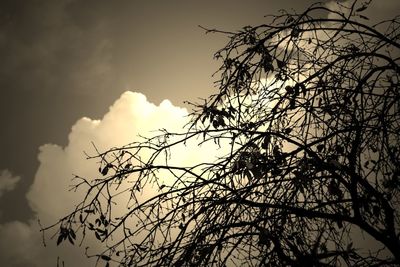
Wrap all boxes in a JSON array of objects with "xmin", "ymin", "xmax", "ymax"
[{"xmin": 44, "ymin": 1, "xmax": 400, "ymax": 266}]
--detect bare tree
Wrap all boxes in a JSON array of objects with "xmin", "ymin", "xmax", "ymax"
[{"xmin": 44, "ymin": 1, "xmax": 400, "ymax": 266}]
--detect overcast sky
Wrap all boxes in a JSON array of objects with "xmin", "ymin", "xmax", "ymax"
[{"xmin": 0, "ymin": 0, "xmax": 399, "ymax": 266}]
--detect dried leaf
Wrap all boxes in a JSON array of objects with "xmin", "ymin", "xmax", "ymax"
[
  {"xmin": 69, "ymin": 229, "xmax": 76, "ymax": 240},
  {"xmin": 276, "ymin": 59, "xmax": 285, "ymax": 69},
  {"xmin": 316, "ymin": 144, "xmax": 324, "ymax": 152},
  {"xmin": 101, "ymin": 166, "xmax": 109, "ymax": 176},
  {"xmin": 95, "ymin": 231, "xmax": 101, "ymax": 240},
  {"xmin": 356, "ymin": 5, "xmax": 368, "ymax": 12},
  {"xmin": 285, "ymin": 85, "xmax": 294, "ymax": 94},
  {"xmin": 84, "ymin": 209, "xmax": 95, "ymax": 214},
  {"xmin": 261, "ymin": 135, "xmax": 270, "ymax": 149},
  {"xmin": 68, "ymin": 234, "xmax": 75, "ymax": 245},
  {"xmin": 284, "ymin": 128, "xmax": 292, "ymax": 134},
  {"xmin": 291, "ymin": 28, "xmax": 300, "ymax": 38},
  {"xmin": 101, "ymin": 255, "xmax": 111, "ymax": 261},
  {"xmin": 56, "ymin": 234, "xmax": 64, "ymax": 246}
]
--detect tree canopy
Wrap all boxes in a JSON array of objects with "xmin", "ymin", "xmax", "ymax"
[{"xmin": 44, "ymin": 1, "xmax": 400, "ymax": 266}]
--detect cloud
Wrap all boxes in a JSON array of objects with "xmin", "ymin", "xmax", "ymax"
[
  {"xmin": 1, "ymin": 1, "xmax": 399, "ymax": 264},
  {"xmin": 0, "ymin": 169, "xmax": 20, "ymax": 198},
  {"xmin": 27, "ymin": 92, "xmax": 191, "ymax": 220},
  {"xmin": 0, "ymin": 221, "xmax": 40, "ymax": 267},
  {"xmin": 0, "ymin": 92, "xmax": 200, "ymax": 266}
]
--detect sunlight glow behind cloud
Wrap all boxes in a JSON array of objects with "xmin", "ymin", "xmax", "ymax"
[{"xmin": 0, "ymin": 92, "xmax": 193, "ymax": 266}]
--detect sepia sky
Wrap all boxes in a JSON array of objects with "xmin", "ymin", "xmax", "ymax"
[
  {"xmin": 0, "ymin": 0, "xmax": 323, "ymax": 223},
  {"xmin": 0, "ymin": 0, "xmax": 399, "ymax": 266}
]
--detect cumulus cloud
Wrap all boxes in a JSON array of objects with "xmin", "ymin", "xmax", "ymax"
[
  {"xmin": 0, "ymin": 169, "xmax": 20, "ymax": 197},
  {"xmin": 0, "ymin": 92, "xmax": 204, "ymax": 266},
  {"xmin": 27, "ymin": 92, "xmax": 190, "ymax": 221}
]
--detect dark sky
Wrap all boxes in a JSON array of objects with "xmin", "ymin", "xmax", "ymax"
[{"xmin": 0, "ymin": 0, "xmax": 398, "ymax": 266}]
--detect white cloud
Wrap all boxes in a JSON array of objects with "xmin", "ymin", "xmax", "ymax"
[
  {"xmin": 0, "ymin": 218, "xmax": 98, "ymax": 267},
  {"xmin": 27, "ymin": 92, "xmax": 190, "ymax": 221},
  {"xmin": 0, "ymin": 92, "xmax": 203, "ymax": 266},
  {"xmin": 0, "ymin": 221, "xmax": 40, "ymax": 267},
  {"xmin": 0, "ymin": 169, "xmax": 21, "ymax": 198}
]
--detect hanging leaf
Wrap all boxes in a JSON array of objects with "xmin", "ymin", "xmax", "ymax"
[
  {"xmin": 276, "ymin": 59, "xmax": 285, "ymax": 69},
  {"xmin": 258, "ymin": 228, "xmax": 270, "ymax": 245},
  {"xmin": 261, "ymin": 135, "xmax": 270, "ymax": 149},
  {"xmin": 100, "ymin": 214, "xmax": 106, "ymax": 223},
  {"xmin": 101, "ymin": 255, "xmax": 111, "ymax": 261},
  {"xmin": 284, "ymin": 128, "xmax": 292, "ymax": 134},
  {"xmin": 364, "ymin": 161, "xmax": 370, "ymax": 168},
  {"xmin": 95, "ymin": 231, "xmax": 102, "ymax": 240},
  {"xmin": 285, "ymin": 85, "xmax": 294, "ymax": 94},
  {"xmin": 356, "ymin": 5, "xmax": 368, "ymax": 12},
  {"xmin": 299, "ymin": 84, "xmax": 306, "ymax": 96},
  {"xmin": 328, "ymin": 180, "xmax": 342, "ymax": 198},
  {"xmin": 289, "ymin": 98, "xmax": 296, "ymax": 109},
  {"xmin": 212, "ymin": 120, "xmax": 219, "ymax": 129},
  {"xmin": 69, "ymin": 229, "xmax": 76, "ymax": 240},
  {"xmin": 101, "ymin": 166, "xmax": 109, "ymax": 176},
  {"xmin": 68, "ymin": 234, "xmax": 75, "ymax": 245},
  {"xmin": 228, "ymin": 106, "xmax": 237, "ymax": 115},
  {"xmin": 124, "ymin": 163, "xmax": 132, "ymax": 169},
  {"xmin": 291, "ymin": 27, "xmax": 300, "ymax": 38},
  {"xmin": 56, "ymin": 234, "xmax": 64, "ymax": 246},
  {"xmin": 217, "ymin": 115, "xmax": 225, "ymax": 127},
  {"xmin": 316, "ymin": 144, "xmax": 325, "ymax": 152},
  {"xmin": 97, "ymin": 228, "xmax": 108, "ymax": 236},
  {"xmin": 263, "ymin": 61, "xmax": 274, "ymax": 73},
  {"xmin": 346, "ymin": 242, "xmax": 353, "ymax": 251},
  {"xmin": 370, "ymin": 145, "xmax": 378, "ymax": 152},
  {"xmin": 84, "ymin": 209, "xmax": 95, "ymax": 214}
]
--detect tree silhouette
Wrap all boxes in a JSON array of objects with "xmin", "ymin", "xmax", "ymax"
[{"xmin": 44, "ymin": 1, "xmax": 400, "ymax": 266}]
